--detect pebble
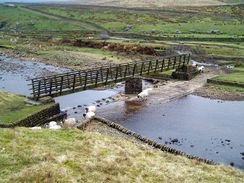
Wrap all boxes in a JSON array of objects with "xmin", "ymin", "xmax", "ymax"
[
  {"xmin": 77, "ymin": 105, "xmax": 82, "ymax": 108},
  {"xmin": 158, "ymin": 137, "xmax": 162, "ymax": 140},
  {"xmin": 230, "ymin": 162, "xmax": 234, "ymax": 166},
  {"xmin": 240, "ymin": 152, "xmax": 244, "ymax": 156}
]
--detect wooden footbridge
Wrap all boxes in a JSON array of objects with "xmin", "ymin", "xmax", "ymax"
[{"xmin": 30, "ymin": 54, "xmax": 190, "ymax": 100}]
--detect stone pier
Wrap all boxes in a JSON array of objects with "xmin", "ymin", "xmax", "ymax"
[{"xmin": 125, "ymin": 78, "xmax": 142, "ymax": 94}]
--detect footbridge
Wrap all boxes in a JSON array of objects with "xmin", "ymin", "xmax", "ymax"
[{"xmin": 30, "ymin": 54, "xmax": 190, "ymax": 100}]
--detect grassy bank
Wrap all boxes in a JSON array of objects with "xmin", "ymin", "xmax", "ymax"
[
  {"xmin": 0, "ymin": 127, "xmax": 243, "ymax": 182},
  {"xmin": 0, "ymin": 90, "xmax": 50, "ymax": 124}
]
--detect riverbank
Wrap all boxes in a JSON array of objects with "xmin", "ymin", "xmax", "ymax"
[{"xmin": 194, "ymin": 84, "xmax": 244, "ymax": 101}]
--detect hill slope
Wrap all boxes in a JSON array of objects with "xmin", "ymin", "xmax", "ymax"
[
  {"xmin": 1, "ymin": 128, "xmax": 244, "ymax": 182},
  {"xmin": 72, "ymin": 0, "xmax": 244, "ymax": 7}
]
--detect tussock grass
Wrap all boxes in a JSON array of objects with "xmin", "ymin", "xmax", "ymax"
[{"xmin": 0, "ymin": 128, "xmax": 243, "ymax": 182}]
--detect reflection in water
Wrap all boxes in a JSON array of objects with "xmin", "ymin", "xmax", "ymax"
[{"xmin": 98, "ymin": 95, "xmax": 244, "ymax": 169}]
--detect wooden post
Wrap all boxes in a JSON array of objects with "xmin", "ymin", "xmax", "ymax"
[
  {"xmin": 183, "ymin": 55, "xmax": 186, "ymax": 65},
  {"xmin": 54, "ymin": 76, "xmax": 58, "ymax": 92},
  {"xmin": 154, "ymin": 60, "xmax": 159, "ymax": 73},
  {"xmin": 49, "ymin": 78, "xmax": 53, "ymax": 95},
  {"xmin": 95, "ymin": 70, "xmax": 99, "ymax": 87},
  {"xmin": 72, "ymin": 74, "xmax": 76, "ymax": 91},
  {"xmin": 37, "ymin": 80, "xmax": 41, "ymax": 99},
  {"xmin": 173, "ymin": 56, "xmax": 176, "ymax": 69},
  {"xmin": 67, "ymin": 73, "xmax": 70, "ymax": 88},
  {"xmin": 100, "ymin": 67, "xmax": 104, "ymax": 81},
  {"xmin": 79, "ymin": 71, "xmax": 82, "ymax": 86},
  {"xmin": 31, "ymin": 79, "xmax": 36, "ymax": 98},
  {"xmin": 84, "ymin": 72, "xmax": 88, "ymax": 89},
  {"xmin": 140, "ymin": 62, "xmax": 144, "ymax": 75},
  {"xmin": 124, "ymin": 64, "xmax": 128, "ymax": 78},
  {"xmin": 148, "ymin": 60, "xmax": 152, "ymax": 74},
  {"xmin": 187, "ymin": 54, "xmax": 191, "ymax": 64},
  {"xmin": 105, "ymin": 68, "xmax": 109, "ymax": 85},
  {"xmin": 178, "ymin": 55, "xmax": 182, "ymax": 68},
  {"xmin": 115, "ymin": 66, "xmax": 119, "ymax": 83},
  {"xmin": 161, "ymin": 59, "xmax": 165, "ymax": 72},
  {"xmin": 60, "ymin": 76, "xmax": 64, "ymax": 95},
  {"xmin": 132, "ymin": 63, "xmax": 137, "ymax": 77},
  {"xmin": 167, "ymin": 58, "xmax": 171, "ymax": 69}
]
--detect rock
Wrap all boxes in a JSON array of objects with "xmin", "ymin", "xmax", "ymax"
[
  {"xmin": 190, "ymin": 145, "xmax": 194, "ymax": 148},
  {"xmin": 63, "ymin": 118, "xmax": 76, "ymax": 128},
  {"xmin": 230, "ymin": 162, "xmax": 234, "ymax": 166},
  {"xmin": 158, "ymin": 137, "xmax": 162, "ymax": 140},
  {"xmin": 77, "ymin": 105, "xmax": 82, "ymax": 108},
  {"xmin": 225, "ymin": 139, "xmax": 231, "ymax": 142},
  {"xmin": 171, "ymin": 138, "xmax": 179, "ymax": 143},
  {"xmin": 30, "ymin": 127, "xmax": 42, "ymax": 130},
  {"xmin": 240, "ymin": 152, "xmax": 244, "ymax": 156}
]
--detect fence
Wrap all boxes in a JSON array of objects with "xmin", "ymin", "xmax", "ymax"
[{"xmin": 30, "ymin": 54, "xmax": 190, "ymax": 100}]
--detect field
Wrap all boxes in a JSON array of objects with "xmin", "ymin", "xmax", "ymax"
[
  {"xmin": 0, "ymin": 127, "xmax": 244, "ymax": 182},
  {"xmin": 0, "ymin": 91, "xmax": 51, "ymax": 124}
]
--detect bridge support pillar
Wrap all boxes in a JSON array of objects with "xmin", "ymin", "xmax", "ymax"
[{"xmin": 125, "ymin": 78, "xmax": 142, "ymax": 94}]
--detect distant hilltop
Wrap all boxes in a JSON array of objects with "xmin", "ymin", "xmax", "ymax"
[
  {"xmin": 71, "ymin": 0, "xmax": 244, "ymax": 7},
  {"xmin": 1, "ymin": 0, "xmax": 243, "ymax": 6}
]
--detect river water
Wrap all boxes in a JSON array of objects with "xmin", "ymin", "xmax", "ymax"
[
  {"xmin": 0, "ymin": 55, "xmax": 70, "ymax": 95},
  {"xmin": 97, "ymin": 95, "xmax": 244, "ymax": 169},
  {"xmin": 1, "ymin": 55, "xmax": 244, "ymax": 168}
]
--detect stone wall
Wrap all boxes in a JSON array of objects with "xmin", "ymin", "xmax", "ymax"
[
  {"xmin": 125, "ymin": 78, "xmax": 142, "ymax": 94},
  {"xmin": 0, "ymin": 103, "xmax": 66, "ymax": 128},
  {"xmin": 78, "ymin": 116, "xmax": 216, "ymax": 165}
]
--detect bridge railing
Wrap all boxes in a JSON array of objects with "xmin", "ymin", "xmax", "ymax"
[{"xmin": 30, "ymin": 54, "xmax": 190, "ymax": 99}]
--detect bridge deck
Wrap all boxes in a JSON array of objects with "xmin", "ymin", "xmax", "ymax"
[{"xmin": 30, "ymin": 54, "xmax": 190, "ymax": 100}]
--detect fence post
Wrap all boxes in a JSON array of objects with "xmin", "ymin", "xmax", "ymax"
[
  {"xmin": 133, "ymin": 63, "xmax": 137, "ymax": 77},
  {"xmin": 124, "ymin": 64, "xmax": 128, "ymax": 78},
  {"xmin": 140, "ymin": 62, "xmax": 144, "ymax": 75},
  {"xmin": 161, "ymin": 59, "xmax": 165, "ymax": 72},
  {"xmin": 95, "ymin": 70, "xmax": 99, "ymax": 87},
  {"xmin": 187, "ymin": 54, "xmax": 191, "ymax": 64},
  {"xmin": 60, "ymin": 76, "xmax": 64, "ymax": 95},
  {"xmin": 100, "ymin": 67, "xmax": 104, "ymax": 81},
  {"xmin": 178, "ymin": 55, "xmax": 182, "ymax": 67},
  {"xmin": 105, "ymin": 68, "xmax": 109, "ymax": 85},
  {"xmin": 154, "ymin": 60, "xmax": 159, "ymax": 73},
  {"xmin": 148, "ymin": 60, "xmax": 152, "ymax": 74},
  {"xmin": 167, "ymin": 58, "xmax": 171, "ymax": 69},
  {"xmin": 172, "ymin": 57, "xmax": 176, "ymax": 69},
  {"xmin": 49, "ymin": 78, "xmax": 53, "ymax": 95},
  {"xmin": 183, "ymin": 55, "xmax": 186, "ymax": 65},
  {"xmin": 84, "ymin": 72, "xmax": 88, "ymax": 89},
  {"xmin": 37, "ymin": 80, "xmax": 41, "ymax": 100},
  {"xmin": 115, "ymin": 66, "xmax": 119, "ymax": 83},
  {"xmin": 31, "ymin": 79, "xmax": 36, "ymax": 98},
  {"xmin": 72, "ymin": 74, "xmax": 76, "ymax": 91}
]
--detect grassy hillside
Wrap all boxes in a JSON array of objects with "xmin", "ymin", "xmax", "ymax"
[
  {"xmin": 25, "ymin": 4, "xmax": 244, "ymax": 37},
  {"xmin": 0, "ymin": 5, "xmax": 100, "ymax": 31},
  {"xmin": 0, "ymin": 127, "xmax": 244, "ymax": 182},
  {"xmin": 73, "ymin": 0, "xmax": 244, "ymax": 7},
  {"xmin": 0, "ymin": 90, "xmax": 50, "ymax": 124}
]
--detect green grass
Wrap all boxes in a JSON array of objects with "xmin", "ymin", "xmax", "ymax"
[
  {"xmin": 0, "ymin": 127, "xmax": 243, "ymax": 182},
  {"xmin": 208, "ymin": 83, "xmax": 244, "ymax": 92},
  {"xmin": 37, "ymin": 4, "xmax": 244, "ymax": 36},
  {"xmin": 0, "ymin": 90, "xmax": 50, "ymax": 124},
  {"xmin": 0, "ymin": 5, "xmax": 92, "ymax": 31}
]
